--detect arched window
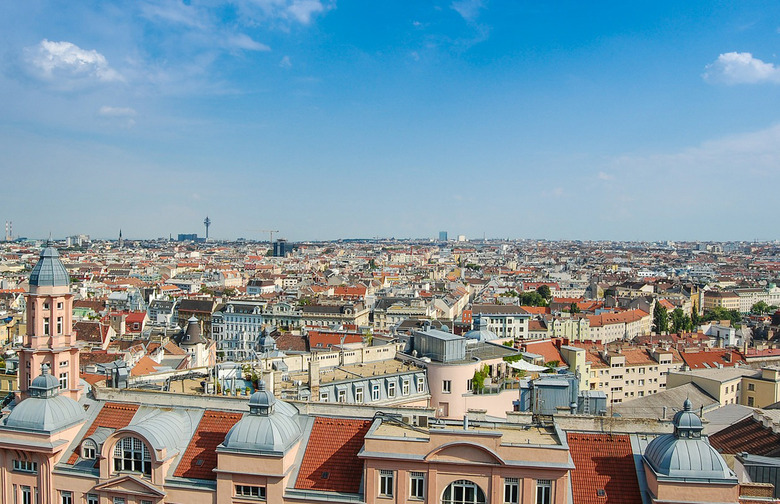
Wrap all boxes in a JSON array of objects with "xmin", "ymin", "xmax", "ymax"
[
  {"xmin": 113, "ymin": 437, "xmax": 151, "ymax": 475},
  {"xmin": 442, "ymin": 480, "xmax": 486, "ymax": 504}
]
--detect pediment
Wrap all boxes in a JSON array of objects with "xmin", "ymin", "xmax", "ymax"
[
  {"xmin": 93, "ymin": 475, "xmax": 166, "ymax": 497},
  {"xmin": 426, "ymin": 442, "xmax": 504, "ymax": 465}
]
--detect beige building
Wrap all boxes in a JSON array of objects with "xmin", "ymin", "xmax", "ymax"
[
  {"xmin": 740, "ymin": 367, "xmax": 780, "ymax": 408},
  {"xmin": 702, "ymin": 291, "xmax": 740, "ymax": 312},
  {"xmin": 666, "ymin": 367, "xmax": 758, "ymax": 406}
]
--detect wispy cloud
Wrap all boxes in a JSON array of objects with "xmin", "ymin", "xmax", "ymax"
[
  {"xmin": 597, "ymin": 171, "xmax": 613, "ymax": 181},
  {"xmin": 703, "ymin": 52, "xmax": 780, "ymax": 84},
  {"xmin": 279, "ymin": 55, "xmax": 292, "ymax": 68},
  {"xmin": 239, "ymin": 0, "xmax": 332, "ymax": 26},
  {"xmin": 25, "ymin": 39, "xmax": 123, "ymax": 87},
  {"xmin": 224, "ymin": 33, "xmax": 270, "ymax": 52},
  {"xmin": 451, "ymin": 0, "xmax": 484, "ymax": 21},
  {"xmin": 98, "ymin": 106, "xmax": 136, "ymax": 117}
]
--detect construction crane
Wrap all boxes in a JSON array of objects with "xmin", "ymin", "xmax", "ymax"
[{"xmin": 247, "ymin": 229, "xmax": 279, "ymax": 243}]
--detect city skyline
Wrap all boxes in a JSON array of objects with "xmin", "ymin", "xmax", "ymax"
[{"xmin": 1, "ymin": 1, "xmax": 780, "ymax": 241}]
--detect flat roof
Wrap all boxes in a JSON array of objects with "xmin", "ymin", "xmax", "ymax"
[{"xmin": 372, "ymin": 420, "xmax": 560, "ymax": 446}]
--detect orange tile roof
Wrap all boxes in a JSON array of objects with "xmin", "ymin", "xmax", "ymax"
[
  {"xmin": 567, "ymin": 433, "xmax": 642, "ymax": 504},
  {"xmin": 173, "ymin": 410, "xmax": 243, "ymax": 480},
  {"xmin": 130, "ymin": 355, "xmax": 161, "ymax": 376},
  {"xmin": 67, "ymin": 402, "xmax": 139, "ymax": 464},
  {"xmin": 679, "ymin": 350, "xmax": 742, "ymax": 369},
  {"xmin": 295, "ymin": 417, "xmax": 372, "ymax": 494},
  {"xmin": 523, "ymin": 339, "xmax": 564, "ymax": 363}
]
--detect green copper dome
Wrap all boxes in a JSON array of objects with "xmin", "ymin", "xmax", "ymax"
[{"xmin": 29, "ymin": 247, "xmax": 70, "ymax": 287}]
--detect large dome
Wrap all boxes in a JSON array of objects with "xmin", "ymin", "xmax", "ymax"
[
  {"xmin": 644, "ymin": 400, "xmax": 734, "ymax": 481},
  {"xmin": 222, "ymin": 381, "xmax": 301, "ymax": 453},
  {"xmin": 464, "ymin": 317, "xmax": 499, "ymax": 342},
  {"xmin": 29, "ymin": 247, "xmax": 70, "ymax": 287}
]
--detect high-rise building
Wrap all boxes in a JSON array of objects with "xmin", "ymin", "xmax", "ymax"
[
  {"xmin": 439, "ymin": 231, "xmax": 448, "ymax": 242},
  {"xmin": 273, "ymin": 239, "xmax": 287, "ymax": 257}
]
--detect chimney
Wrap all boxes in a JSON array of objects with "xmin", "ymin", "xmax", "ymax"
[
  {"xmin": 463, "ymin": 415, "xmax": 469, "ymax": 430},
  {"xmin": 309, "ymin": 356, "xmax": 320, "ymax": 400},
  {"xmin": 662, "ymin": 406, "xmax": 667, "ymax": 419}
]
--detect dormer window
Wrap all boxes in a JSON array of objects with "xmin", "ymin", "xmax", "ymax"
[{"xmin": 82, "ymin": 440, "xmax": 97, "ymax": 459}]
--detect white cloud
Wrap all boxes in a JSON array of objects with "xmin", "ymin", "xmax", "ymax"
[
  {"xmin": 242, "ymin": 0, "xmax": 330, "ymax": 26},
  {"xmin": 703, "ymin": 52, "xmax": 780, "ymax": 84},
  {"xmin": 597, "ymin": 171, "xmax": 613, "ymax": 181},
  {"xmin": 451, "ymin": 0, "xmax": 484, "ymax": 21},
  {"xmin": 98, "ymin": 106, "xmax": 136, "ymax": 117},
  {"xmin": 26, "ymin": 39, "xmax": 123, "ymax": 85},
  {"xmin": 287, "ymin": 0, "xmax": 325, "ymax": 24},
  {"xmin": 279, "ymin": 55, "xmax": 292, "ymax": 68},
  {"xmin": 224, "ymin": 33, "xmax": 270, "ymax": 52}
]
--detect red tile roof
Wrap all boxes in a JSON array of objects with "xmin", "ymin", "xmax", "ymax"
[
  {"xmin": 567, "ymin": 433, "xmax": 642, "ymax": 504},
  {"xmin": 295, "ymin": 417, "xmax": 372, "ymax": 494},
  {"xmin": 679, "ymin": 350, "xmax": 743, "ymax": 369},
  {"xmin": 173, "ymin": 410, "xmax": 243, "ymax": 480},
  {"xmin": 709, "ymin": 417, "xmax": 780, "ymax": 457},
  {"xmin": 67, "ymin": 402, "xmax": 139, "ymax": 464}
]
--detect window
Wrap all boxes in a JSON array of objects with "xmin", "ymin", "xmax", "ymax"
[
  {"xmin": 748, "ymin": 383, "xmax": 755, "ymax": 391},
  {"xmin": 338, "ymin": 389, "xmax": 346, "ymax": 403},
  {"xmin": 417, "ymin": 376, "xmax": 425, "ymax": 392},
  {"xmin": 82, "ymin": 441, "xmax": 96, "ymax": 459},
  {"xmin": 235, "ymin": 485, "xmax": 266, "ymax": 500},
  {"xmin": 748, "ymin": 396, "xmax": 755, "ymax": 407},
  {"xmin": 57, "ymin": 317, "xmax": 63, "ymax": 334},
  {"xmin": 372, "ymin": 383, "xmax": 381, "ymax": 401},
  {"xmin": 43, "ymin": 317, "xmax": 50, "ymax": 335},
  {"xmin": 442, "ymin": 480, "xmax": 486, "ymax": 504},
  {"xmin": 86, "ymin": 495, "xmax": 98, "ymax": 504},
  {"xmin": 320, "ymin": 390, "xmax": 329, "ymax": 402},
  {"xmin": 141, "ymin": 501, "xmax": 153, "ymax": 504},
  {"xmin": 504, "ymin": 477, "xmax": 519, "ymax": 504},
  {"xmin": 59, "ymin": 360, "xmax": 68, "ymax": 368},
  {"xmin": 59, "ymin": 372, "xmax": 68, "ymax": 390},
  {"xmin": 379, "ymin": 470, "xmax": 394, "ymax": 497},
  {"xmin": 410, "ymin": 471, "xmax": 425, "ymax": 500},
  {"xmin": 113, "ymin": 436, "xmax": 151, "ymax": 475},
  {"xmin": 60, "ymin": 491, "xmax": 73, "ymax": 504},
  {"xmin": 113, "ymin": 498, "xmax": 125, "ymax": 504},
  {"xmin": 43, "ymin": 302, "xmax": 49, "ymax": 310},
  {"xmin": 388, "ymin": 382, "xmax": 396, "ymax": 398},
  {"xmin": 402, "ymin": 380, "xmax": 410, "ymax": 396},
  {"xmin": 355, "ymin": 388, "xmax": 364, "ymax": 403},
  {"xmin": 21, "ymin": 486, "xmax": 32, "ymax": 504},
  {"xmin": 13, "ymin": 460, "xmax": 38, "ymax": 473},
  {"xmin": 57, "ymin": 302, "xmax": 63, "ymax": 310},
  {"xmin": 443, "ymin": 380, "xmax": 451, "ymax": 393},
  {"xmin": 536, "ymin": 479, "xmax": 552, "ymax": 504}
]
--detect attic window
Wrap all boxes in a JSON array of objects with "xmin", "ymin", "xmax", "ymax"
[
  {"xmin": 321, "ymin": 471, "xmax": 329, "ymax": 479},
  {"xmin": 597, "ymin": 489, "xmax": 606, "ymax": 497},
  {"xmin": 195, "ymin": 459, "xmax": 204, "ymax": 466}
]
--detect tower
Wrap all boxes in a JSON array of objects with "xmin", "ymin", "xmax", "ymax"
[
  {"xmin": 118, "ymin": 228, "xmax": 123, "ymax": 249},
  {"xmin": 204, "ymin": 216, "xmax": 211, "ymax": 240},
  {"xmin": 18, "ymin": 246, "xmax": 80, "ymax": 401}
]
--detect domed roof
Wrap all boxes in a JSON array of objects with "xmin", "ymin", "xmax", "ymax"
[
  {"xmin": 178, "ymin": 316, "xmax": 206, "ymax": 346},
  {"xmin": 4, "ymin": 365, "xmax": 84, "ymax": 432},
  {"xmin": 29, "ymin": 247, "xmax": 70, "ymax": 287},
  {"xmin": 121, "ymin": 409, "xmax": 191, "ymax": 452},
  {"xmin": 644, "ymin": 400, "xmax": 734, "ymax": 481},
  {"xmin": 464, "ymin": 317, "xmax": 499, "ymax": 342},
  {"xmin": 222, "ymin": 381, "xmax": 301, "ymax": 453}
]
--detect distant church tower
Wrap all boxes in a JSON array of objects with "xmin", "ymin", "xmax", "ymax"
[
  {"xmin": 17, "ymin": 247, "xmax": 80, "ymax": 401},
  {"xmin": 119, "ymin": 229, "xmax": 123, "ymax": 249}
]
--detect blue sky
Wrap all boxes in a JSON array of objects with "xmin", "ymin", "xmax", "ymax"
[{"xmin": 1, "ymin": 1, "xmax": 779, "ymax": 241}]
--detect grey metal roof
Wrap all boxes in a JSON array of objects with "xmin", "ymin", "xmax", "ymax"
[
  {"xmin": 222, "ymin": 384, "xmax": 301, "ymax": 453},
  {"xmin": 121, "ymin": 409, "xmax": 191, "ymax": 452},
  {"xmin": 4, "ymin": 395, "xmax": 85, "ymax": 432},
  {"xmin": 29, "ymin": 247, "xmax": 70, "ymax": 287},
  {"xmin": 644, "ymin": 400, "xmax": 736, "ymax": 482}
]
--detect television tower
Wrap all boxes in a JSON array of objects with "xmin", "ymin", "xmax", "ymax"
[{"xmin": 204, "ymin": 216, "xmax": 211, "ymax": 240}]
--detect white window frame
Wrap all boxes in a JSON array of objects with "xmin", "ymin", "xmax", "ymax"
[
  {"xmin": 372, "ymin": 383, "xmax": 381, "ymax": 401},
  {"xmin": 388, "ymin": 382, "xmax": 396, "ymax": 398},
  {"xmin": 443, "ymin": 380, "xmax": 451, "ymax": 393},
  {"xmin": 402, "ymin": 380, "xmax": 410, "ymax": 395},
  {"xmin": 504, "ymin": 477, "xmax": 519, "ymax": 504},
  {"xmin": 379, "ymin": 469, "xmax": 394, "ymax": 497},
  {"xmin": 536, "ymin": 479, "xmax": 552, "ymax": 504},
  {"xmin": 60, "ymin": 490, "xmax": 73, "ymax": 504},
  {"xmin": 235, "ymin": 485, "xmax": 266, "ymax": 500},
  {"xmin": 355, "ymin": 387, "xmax": 364, "ymax": 403},
  {"xmin": 59, "ymin": 372, "xmax": 68, "ymax": 390},
  {"xmin": 338, "ymin": 389, "xmax": 346, "ymax": 403},
  {"xmin": 410, "ymin": 471, "xmax": 425, "ymax": 500}
]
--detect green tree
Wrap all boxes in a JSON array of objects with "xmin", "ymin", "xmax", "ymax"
[
  {"xmin": 518, "ymin": 291, "xmax": 548, "ymax": 307},
  {"xmin": 569, "ymin": 302, "xmax": 581, "ymax": 314},
  {"xmin": 653, "ymin": 303, "xmax": 669, "ymax": 334},
  {"xmin": 670, "ymin": 308, "xmax": 692, "ymax": 334},
  {"xmin": 752, "ymin": 301, "xmax": 770, "ymax": 314},
  {"xmin": 702, "ymin": 307, "xmax": 742, "ymax": 326},
  {"xmin": 536, "ymin": 285, "xmax": 552, "ymax": 301}
]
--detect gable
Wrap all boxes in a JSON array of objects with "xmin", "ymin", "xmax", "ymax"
[
  {"xmin": 93, "ymin": 475, "xmax": 165, "ymax": 497},
  {"xmin": 426, "ymin": 443, "xmax": 504, "ymax": 465}
]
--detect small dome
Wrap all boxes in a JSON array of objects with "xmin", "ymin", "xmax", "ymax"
[
  {"xmin": 222, "ymin": 381, "xmax": 301, "ymax": 453},
  {"xmin": 464, "ymin": 317, "xmax": 499, "ymax": 342},
  {"xmin": 178, "ymin": 317, "xmax": 206, "ymax": 346},
  {"xmin": 644, "ymin": 400, "xmax": 734, "ymax": 481},
  {"xmin": 29, "ymin": 247, "xmax": 70, "ymax": 287},
  {"xmin": 4, "ymin": 365, "xmax": 84, "ymax": 432}
]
